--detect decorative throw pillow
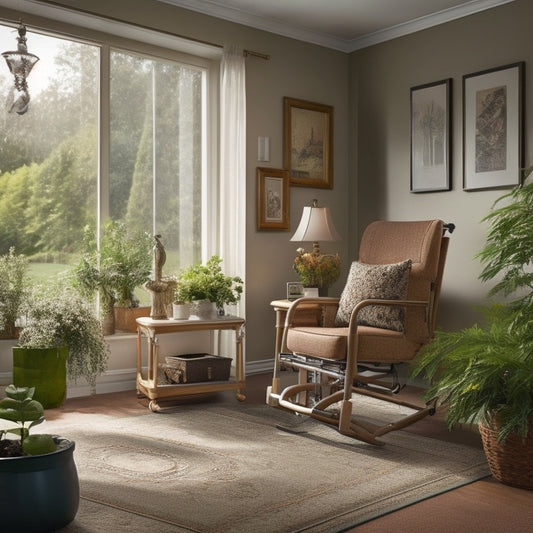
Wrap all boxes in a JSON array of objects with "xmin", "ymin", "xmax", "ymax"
[{"xmin": 335, "ymin": 259, "xmax": 412, "ymax": 331}]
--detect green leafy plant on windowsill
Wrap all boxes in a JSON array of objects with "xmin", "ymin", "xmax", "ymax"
[
  {"xmin": 0, "ymin": 248, "xmax": 30, "ymax": 338},
  {"xmin": 73, "ymin": 220, "xmax": 153, "ymax": 312}
]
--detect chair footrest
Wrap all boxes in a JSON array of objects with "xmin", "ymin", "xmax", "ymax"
[{"xmin": 280, "ymin": 352, "xmax": 347, "ymax": 372}]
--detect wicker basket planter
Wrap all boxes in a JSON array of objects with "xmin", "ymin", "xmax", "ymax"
[
  {"xmin": 479, "ymin": 423, "xmax": 533, "ymax": 490},
  {"xmin": 114, "ymin": 305, "xmax": 151, "ymax": 332}
]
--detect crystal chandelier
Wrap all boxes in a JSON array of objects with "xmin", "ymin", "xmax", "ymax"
[{"xmin": 2, "ymin": 22, "xmax": 39, "ymax": 115}]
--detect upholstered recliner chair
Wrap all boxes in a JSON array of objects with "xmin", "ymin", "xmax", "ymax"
[{"xmin": 266, "ymin": 219, "xmax": 454, "ymax": 445}]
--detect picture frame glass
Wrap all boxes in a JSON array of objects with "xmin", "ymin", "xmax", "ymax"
[
  {"xmin": 264, "ymin": 176, "xmax": 284, "ymax": 223},
  {"xmin": 463, "ymin": 63, "xmax": 523, "ymax": 191},
  {"xmin": 290, "ymin": 107, "xmax": 327, "ymax": 182},
  {"xmin": 256, "ymin": 167, "xmax": 290, "ymax": 231},
  {"xmin": 410, "ymin": 79, "xmax": 451, "ymax": 192},
  {"xmin": 284, "ymin": 98, "xmax": 333, "ymax": 189}
]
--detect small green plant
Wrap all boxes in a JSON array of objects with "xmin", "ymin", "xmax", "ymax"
[
  {"xmin": 293, "ymin": 248, "xmax": 341, "ymax": 289},
  {"xmin": 0, "ymin": 385, "xmax": 56, "ymax": 457},
  {"xmin": 74, "ymin": 220, "xmax": 153, "ymax": 310},
  {"xmin": 175, "ymin": 255, "xmax": 243, "ymax": 310},
  {"xmin": 19, "ymin": 284, "xmax": 110, "ymax": 387},
  {"xmin": 0, "ymin": 248, "xmax": 30, "ymax": 337}
]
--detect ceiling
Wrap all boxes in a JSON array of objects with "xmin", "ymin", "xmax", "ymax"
[{"xmin": 158, "ymin": 0, "xmax": 514, "ymax": 52}]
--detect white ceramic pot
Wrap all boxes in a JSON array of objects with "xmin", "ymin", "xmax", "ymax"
[
  {"xmin": 172, "ymin": 303, "xmax": 191, "ymax": 320},
  {"xmin": 191, "ymin": 300, "xmax": 218, "ymax": 320}
]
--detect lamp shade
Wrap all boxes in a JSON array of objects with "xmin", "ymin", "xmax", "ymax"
[{"xmin": 291, "ymin": 203, "xmax": 340, "ymax": 243}]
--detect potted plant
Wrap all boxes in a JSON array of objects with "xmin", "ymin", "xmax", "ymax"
[
  {"xmin": 412, "ymin": 171, "xmax": 533, "ymax": 489},
  {"xmin": 0, "ymin": 384, "xmax": 79, "ymax": 531},
  {"xmin": 0, "ymin": 248, "xmax": 30, "ymax": 339},
  {"xmin": 14, "ymin": 284, "xmax": 110, "ymax": 406},
  {"xmin": 293, "ymin": 247, "xmax": 341, "ymax": 295},
  {"xmin": 74, "ymin": 220, "xmax": 153, "ymax": 333},
  {"xmin": 175, "ymin": 255, "xmax": 243, "ymax": 319}
]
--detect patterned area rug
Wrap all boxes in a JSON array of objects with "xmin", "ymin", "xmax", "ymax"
[{"xmin": 50, "ymin": 398, "xmax": 490, "ymax": 532}]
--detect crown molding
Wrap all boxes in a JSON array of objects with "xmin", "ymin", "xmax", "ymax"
[
  {"xmin": 347, "ymin": 0, "xmax": 516, "ymax": 51},
  {"xmin": 158, "ymin": 0, "xmax": 516, "ymax": 53}
]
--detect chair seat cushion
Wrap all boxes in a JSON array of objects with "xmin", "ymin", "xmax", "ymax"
[
  {"xmin": 287, "ymin": 327, "xmax": 349, "ymax": 360},
  {"xmin": 335, "ymin": 259, "xmax": 412, "ymax": 331},
  {"xmin": 287, "ymin": 325, "xmax": 422, "ymax": 363}
]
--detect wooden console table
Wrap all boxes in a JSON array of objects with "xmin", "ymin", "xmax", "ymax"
[{"xmin": 136, "ymin": 316, "xmax": 246, "ymax": 412}]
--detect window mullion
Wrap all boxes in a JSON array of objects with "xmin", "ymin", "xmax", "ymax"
[{"xmin": 99, "ymin": 43, "xmax": 111, "ymax": 230}]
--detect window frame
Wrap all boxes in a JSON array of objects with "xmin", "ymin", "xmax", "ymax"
[{"xmin": 0, "ymin": 0, "xmax": 220, "ymax": 262}]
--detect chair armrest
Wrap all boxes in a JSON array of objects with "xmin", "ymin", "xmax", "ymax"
[{"xmin": 280, "ymin": 297, "xmax": 340, "ymax": 353}]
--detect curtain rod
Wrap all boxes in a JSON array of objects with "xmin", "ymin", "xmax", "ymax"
[{"xmin": 13, "ymin": 0, "xmax": 270, "ymax": 60}]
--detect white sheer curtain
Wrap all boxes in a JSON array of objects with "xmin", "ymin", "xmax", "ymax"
[{"xmin": 219, "ymin": 45, "xmax": 246, "ymax": 321}]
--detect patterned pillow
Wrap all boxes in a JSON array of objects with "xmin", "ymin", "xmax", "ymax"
[{"xmin": 335, "ymin": 259, "xmax": 412, "ymax": 331}]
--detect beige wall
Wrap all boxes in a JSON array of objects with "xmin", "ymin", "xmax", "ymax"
[
  {"xmin": 2, "ymin": 0, "xmax": 529, "ymax": 373},
  {"xmin": 5, "ymin": 0, "xmax": 350, "ymax": 368},
  {"xmin": 351, "ymin": 0, "xmax": 532, "ymax": 330}
]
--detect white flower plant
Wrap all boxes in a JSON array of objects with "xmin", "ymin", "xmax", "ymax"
[{"xmin": 18, "ymin": 284, "xmax": 109, "ymax": 388}]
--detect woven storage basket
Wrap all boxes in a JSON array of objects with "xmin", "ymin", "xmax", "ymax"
[
  {"xmin": 164, "ymin": 354, "xmax": 232, "ymax": 384},
  {"xmin": 479, "ymin": 423, "xmax": 533, "ymax": 490}
]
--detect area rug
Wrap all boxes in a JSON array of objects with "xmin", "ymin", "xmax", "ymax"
[{"xmin": 48, "ymin": 398, "xmax": 490, "ymax": 532}]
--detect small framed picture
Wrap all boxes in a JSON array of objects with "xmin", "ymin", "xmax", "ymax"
[
  {"xmin": 287, "ymin": 282, "xmax": 304, "ymax": 300},
  {"xmin": 257, "ymin": 167, "xmax": 290, "ymax": 230},
  {"xmin": 463, "ymin": 62, "xmax": 524, "ymax": 191},
  {"xmin": 284, "ymin": 97, "xmax": 334, "ymax": 189},
  {"xmin": 410, "ymin": 79, "xmax": 452, "ymax": 192}
]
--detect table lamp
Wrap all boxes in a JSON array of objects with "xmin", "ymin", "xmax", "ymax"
[{"xmin": 290, "ymin": 199, "xmax": 341, "ymax": 294}]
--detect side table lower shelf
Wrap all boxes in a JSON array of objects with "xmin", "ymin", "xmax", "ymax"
[{"xmin": 136, "ymin": 316, "xmax": 246, "ymax": 412}]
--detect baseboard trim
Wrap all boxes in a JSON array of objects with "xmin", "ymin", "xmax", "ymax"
[{"xmin": 1, "ymin": 359, "xmax": 276, "ymax": 398}]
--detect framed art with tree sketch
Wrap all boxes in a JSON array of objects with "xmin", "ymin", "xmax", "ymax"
[
  {"xmin": 463, "ymin": 62, "xmax": 524, "ymax": 191},
  {"xmin": 410, "ymin": 79, "xmax": 452, "ymax": 192},
  {"xmin": 283, "ymin": 97, "xmax": 333, "ymax": 189}
]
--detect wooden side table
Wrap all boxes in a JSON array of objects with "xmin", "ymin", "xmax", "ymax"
[
  {"xmin": 136, "ymin": 316, "xmax": 245, "ymax": 412},
  {"xmin": 270, "ymin": 299, "xmax": 322, "ymax": 358}
]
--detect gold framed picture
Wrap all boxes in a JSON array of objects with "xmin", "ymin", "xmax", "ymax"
[
  {"xmin": 283, "ymin": 97, "xmax": 333, "ymax": 189},
  {"xmin": 257, "ymin": 167, "xmax": 290, "ymax": 231}
]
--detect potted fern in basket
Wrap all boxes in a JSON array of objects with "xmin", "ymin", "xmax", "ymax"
[{"xmin": 412, "ymin": 170, "xmax": 533, "ymax": 489}]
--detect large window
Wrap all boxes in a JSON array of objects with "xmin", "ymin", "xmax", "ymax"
[{"xmin": 0, "ymin": 23, "xmax": 207, "ymax": 285}]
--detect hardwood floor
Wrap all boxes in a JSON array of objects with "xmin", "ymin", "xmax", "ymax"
[{"xmin": 46, "ymin": 373, "xmax": 533, "ymax": 532}]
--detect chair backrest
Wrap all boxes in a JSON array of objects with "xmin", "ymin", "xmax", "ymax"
[{"xmin": 358, "ymin": 220, "xmax": 446, "ymax": 342}]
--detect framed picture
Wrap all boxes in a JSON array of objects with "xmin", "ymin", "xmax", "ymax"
[
  {"xmin": 257, "ymin": 167, "xmax": 290, "ymax": 230},
  {"xmin": 410, "ymin": 79, "xmax": 452, "ymax": 192},
  {"xmin": 286, "ymin": 282, "xmax": 304, "ymax": 300},
  {"xmin": 283, "ymin": 97, "xmax": 333, "ymax": 189},
  {"xmin": 463, "ymin": 62, "xmax": 524, "ymax": 191}
]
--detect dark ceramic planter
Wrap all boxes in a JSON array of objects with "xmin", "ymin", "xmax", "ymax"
[
  {"xmin": 0, "ymin": 437, "xmax": 79, "ymax": 532},
  {"xmin": 13, "ymin": 346, "xmax": 68, "ymax": 408}
]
